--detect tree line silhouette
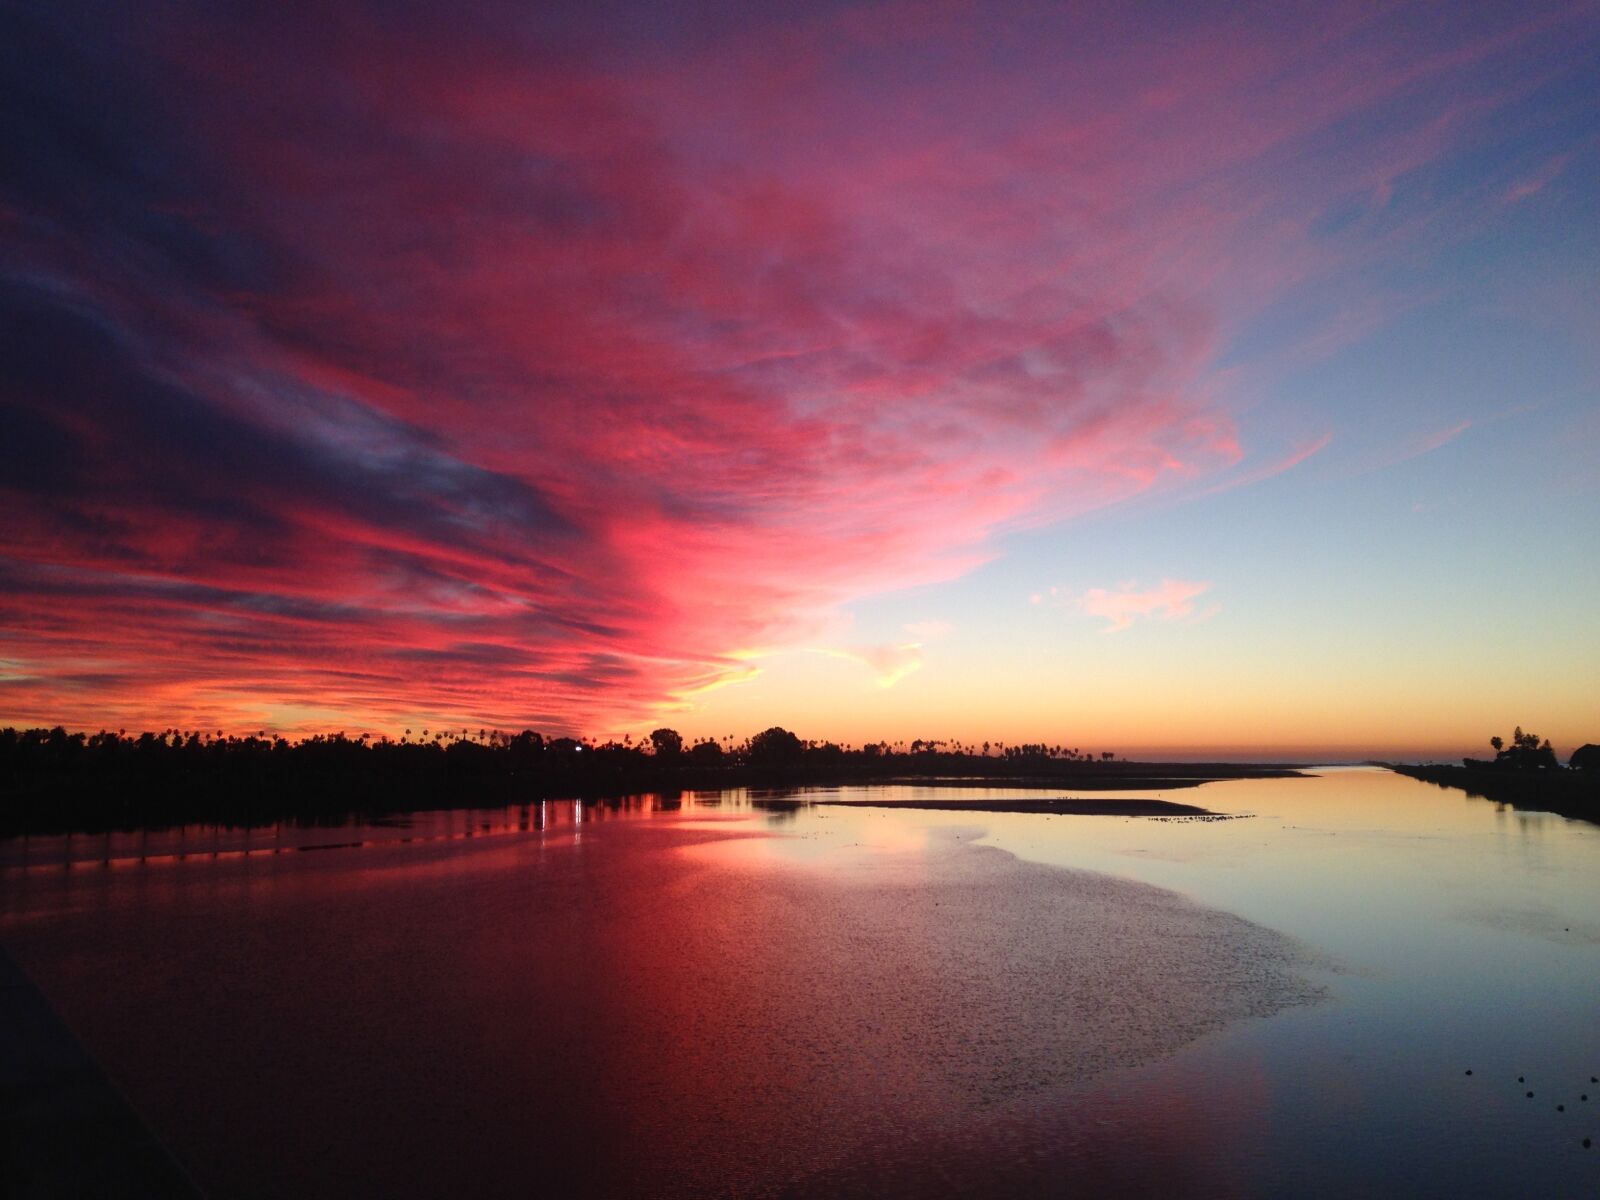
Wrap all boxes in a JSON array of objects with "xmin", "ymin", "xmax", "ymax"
[
  {"xmin": 1467, "ymin": 726, "xmax": 1563, "ymax": 771},
  {"xmin": 0, "ymin": 724, "xmax": 1286, "ymax": 835}
]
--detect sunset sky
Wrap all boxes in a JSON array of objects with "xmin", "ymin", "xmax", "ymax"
[{"xmin": 2, "ymin": 1, "xmax": 1596, "ymax": 758}]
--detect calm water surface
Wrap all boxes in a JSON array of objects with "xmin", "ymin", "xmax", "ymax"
[{"xmin": 3, "ymin": 768, "xmax": 1598, "ymax": 1197}]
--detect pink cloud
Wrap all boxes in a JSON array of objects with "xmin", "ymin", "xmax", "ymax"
[
  {"xmin": 1412, "ymin": 419, "xmax": 1474, "ymax": 456},
  {"xmin": 0, "ymin": 3, "xmax": 1579, "ymax": 734},
  {"xmin": 1503, "ymin": 154, "xmax": 1572, "ymax": 204},
  {"xmin": 1078, "ymin": 581, "xmax": 1214, "ymax": 634}
]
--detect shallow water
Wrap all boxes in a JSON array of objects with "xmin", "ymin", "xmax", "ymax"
[{"xmin": 3, "ymin": 768, "xmax": 1598, "ymax": 1197}]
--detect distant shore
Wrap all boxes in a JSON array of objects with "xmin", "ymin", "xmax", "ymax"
[
  {"xmin": 1388, "ymin": 764, "xmax": 1599, "ymax": 822},
  {"xmin": 0, "ymin": 726, "xmax": 1304, "ymax": 834}
]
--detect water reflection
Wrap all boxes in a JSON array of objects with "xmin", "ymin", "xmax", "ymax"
[
  {"xmin": 0, "ymin": 793, "xmax": 745, "ymax": 875},
  {"xmin": 2, "ymin": 770, "xmax": 1599, "ymax": 1197}
]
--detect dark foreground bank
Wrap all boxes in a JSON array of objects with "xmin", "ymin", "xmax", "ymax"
[
  {"xmin": 0, "ymin": 949, "xmax": 201, "ymax": 1198},
  {"xmin": 0, "ymin": 726, "xmax": 1302, "ymax": 835},
  {"xmin": 1389, "ymin": 764, "xmax": 1600, "ymax": 822}
]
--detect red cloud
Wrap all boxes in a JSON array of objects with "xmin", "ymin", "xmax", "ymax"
[{"xmin": 0, "ymin": 2, "xmax": 1583, "ymax": 733}]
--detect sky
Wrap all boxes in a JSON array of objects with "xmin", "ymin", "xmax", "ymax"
[{"xmin": 1, "ymin": 1, "xmax": 1596, "ymax": 759}]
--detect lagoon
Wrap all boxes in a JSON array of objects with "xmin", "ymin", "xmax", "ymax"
[{"xmin": 3, "ymin": 768, "xmax": 1598, "ymax": 1197}]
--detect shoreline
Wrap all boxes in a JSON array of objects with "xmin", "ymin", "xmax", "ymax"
[
  {"xmin": 1, "ymin": 732, "xmax": 1307, "ymax": 836},
  {"xmin": 1387, "ymin": 764, "xmax": 1599, "ymax": 822}
]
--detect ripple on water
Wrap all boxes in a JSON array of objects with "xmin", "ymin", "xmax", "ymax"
[{"xmin": 621, "ymin": 827, "xmax": 1325, "ymax": 1196}]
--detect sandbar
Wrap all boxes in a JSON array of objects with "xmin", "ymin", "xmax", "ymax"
[{"xmin": 806, "ymin": 795, "xmax": 1213, "ymax": 816}]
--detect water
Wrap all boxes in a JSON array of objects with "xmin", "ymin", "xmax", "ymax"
[{"xmin": 3, "ymin": 768, "xmax": 1598, "ymax": 1197}]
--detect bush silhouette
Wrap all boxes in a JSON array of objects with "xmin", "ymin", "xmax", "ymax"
[{"xmin": 746, "ymin": 727, "xmax": 803, "ymax": 764}]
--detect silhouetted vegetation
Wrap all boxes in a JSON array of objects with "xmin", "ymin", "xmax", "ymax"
[
  {"xmin": 746, "ymin": 726, "xmax": 803, "ymax": 764},
  {"xmin": 0, "ymin": 725, "xmax": 1303, "ymax": 835},
  {"xmin": 648, "ymin": 727, "xmax": 683, "ymax": 759},
  {"xmin": 1464, "ymin": 726, "xmax": 1560, "ymax": 771},
  {"xmin": 1390, "ymin": 727, "xmax": 1600, "ymax": 821}
]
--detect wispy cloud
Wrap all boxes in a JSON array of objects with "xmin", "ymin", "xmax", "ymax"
[
  {"xmin": 812, "ymin": 644, "xmax": 924, "ymax": 688},
  {"xmin": 1412, "ymin": 419, "xmax": 1473, "ymax": 456},
  {"xmin": 1358, "ymin": 416, "xmax": 1475, "ymax": 475},
  {"xmin": 1502, "ymin": 154, "xmax": 1571, "ymax": 205},
  {"xmin": 1197, "ymin": 433, "xmax": 1332, "ymax": 498}
]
